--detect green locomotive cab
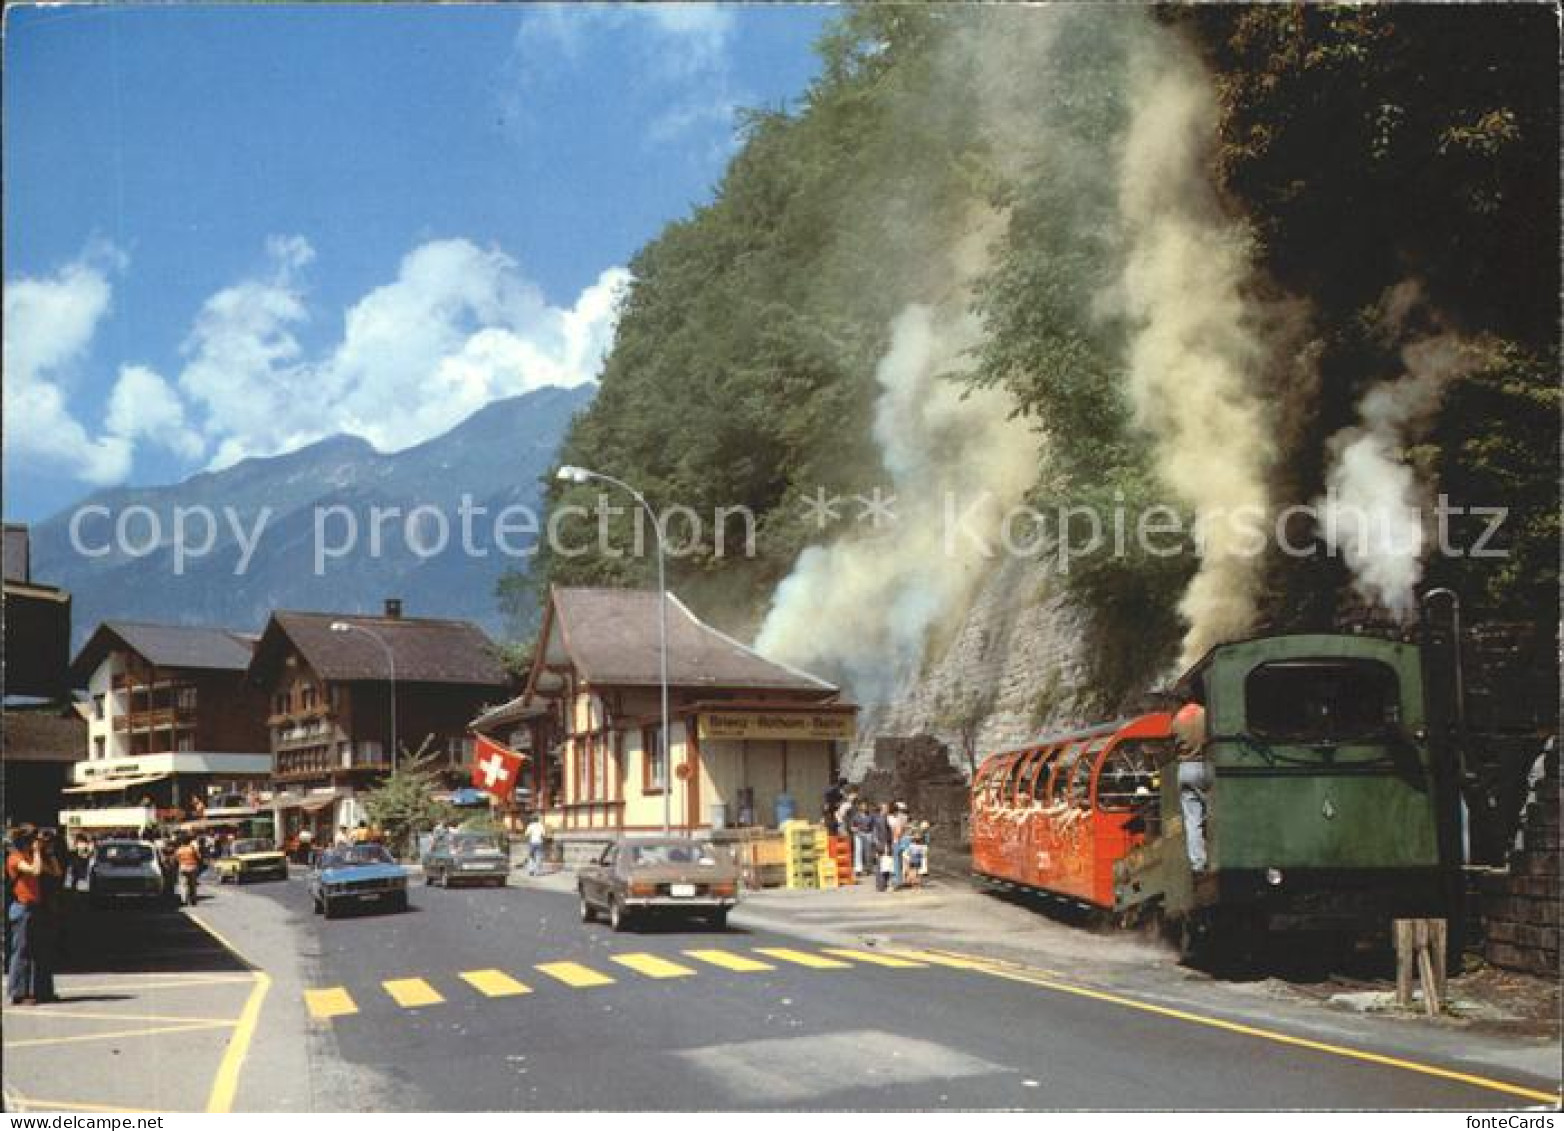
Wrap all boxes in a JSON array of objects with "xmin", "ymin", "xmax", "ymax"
[{"xmin": 1115, "ymin": 634, "xmax": 1451, "ymax": 960}]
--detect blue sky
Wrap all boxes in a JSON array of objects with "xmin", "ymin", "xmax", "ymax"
[{"xmin": 3, "ymin": 3, "xmax": 834, "ymax": 521}]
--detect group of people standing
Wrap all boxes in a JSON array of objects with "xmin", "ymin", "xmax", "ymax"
[{"xmin": 823, "ymin": 778, "xmax": 931, "ymax": 892}]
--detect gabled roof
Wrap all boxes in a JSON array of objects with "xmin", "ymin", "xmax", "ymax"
[
  {"xmin": 71, "ymin": 621, "xmax": 257, "ymax": 683},
  {"xmin": 249, "ymin": 610, "xmax": 510, "ymax": 689},
  {"xmin": 530, "ymin": 587, "xmax": 837, "ymax": 695},
  {"xmin": 469, "ymin": 692, "xmax": 548, "ymax": 734}
]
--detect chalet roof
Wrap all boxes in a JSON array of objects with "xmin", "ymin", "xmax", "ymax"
[
  {"xmin": 250, "ymin": 611, "xmax": 509, "ymax": 689},
  {"xmin": 535, "ymin": 587, "xmax": 836, "ymax": 695},
  {"xmin": 1, "ymin": 705, "xmax": 87, "ymax": 763},
  {"xmin": 469, "ymin": 692, "xmax": 547, "ymax": 734},
  {"xmin": 71, "ymin": 620, "xmax": 256, "ymax": 683}
]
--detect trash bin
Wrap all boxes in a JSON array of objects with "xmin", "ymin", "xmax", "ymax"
[
  {"xmin": 774, "ymin": 793, "xmax": 796, "ymax": 826},
  {"xmin": 710, "ymin": 802, "xmax": 728, "ymax": 831}
]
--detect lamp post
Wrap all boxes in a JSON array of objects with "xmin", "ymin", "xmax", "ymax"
[
  {"xmin": 330, "ymin": 621, "xmax": 398, "ymax": 774},
  {"xmin": 557, "ymin": 464, "xmax": 672, "ymax": 836}
]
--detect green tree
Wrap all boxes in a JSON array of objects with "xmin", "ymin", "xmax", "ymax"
[{"xmin": 361, "ymin": 743, "xmax": 456, "ymax": 860}]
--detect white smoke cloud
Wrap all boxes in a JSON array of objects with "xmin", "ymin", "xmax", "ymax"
[
  {"xmin": 1115, "ymin": 42, "xmax": 1280, "ymax": 667},
  {"xmin": 1317, "ymin": 332, "xmax": 1483, "ymax": 615},
  {"xmin": 756, "ymin": 295, "xmax": 1042, "ymax": 704},
  {"xmin": 3, "ymin": 247, "xmax": 135, "ymax": 486}
]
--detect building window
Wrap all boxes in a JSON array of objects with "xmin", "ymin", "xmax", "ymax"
[
  {"xmin": 642, "ymin": 725, "xmax": 667, "ymax": 792},
  {"xmin": 176, "ymin": 686, "xmax": 197, "ymax": 711},
  {"xmin": 177, "ymin": 734, "xmax": 194, "ymax": 752},
  {"xmin": 274, "ymin": 692, "xmax": 290, "ymax": 716},
  {"xmin": 94, "ymin": 736, "xmax": 105, "ymax": 759},
  {"xmin": 92, "ymin": 694, "xmax": 104, "ymax": 720}
]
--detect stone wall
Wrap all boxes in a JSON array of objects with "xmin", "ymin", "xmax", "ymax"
[
  {"xmin": 856, "ymin": 734, "xmax": 972, "ymax": 850},
  {"xmin": 1480, "ymin": 742, "xmax": 1560, "ymax": 976},
  {"xmin": 845, "ymin": 554, "xmax": 1092, "ymax": 781}
]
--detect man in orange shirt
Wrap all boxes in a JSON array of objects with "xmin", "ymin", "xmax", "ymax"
[
  {"xmin": 6, "ymin": 826, "xmax": 60, "ymax": 1005},
  {"xmin": 174, "ymin": 836, "xmax": 203, "ymax": 907}
]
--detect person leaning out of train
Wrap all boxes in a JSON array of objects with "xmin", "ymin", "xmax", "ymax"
[{"xmin": 1172, "ymin": 702, "xmax": 1213, "ymax": 872}]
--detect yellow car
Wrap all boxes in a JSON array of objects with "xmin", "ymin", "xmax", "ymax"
[{"xmin": 214, "ymin": 838, "xmax": 290, "ymax": 884}]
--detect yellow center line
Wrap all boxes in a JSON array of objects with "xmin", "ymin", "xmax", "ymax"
[
  {"xmin": 683, "ymin": 949, "xmax": 776, "ymax": 973},
  {"xmin": 6, "ymin": 1020, "xmax": 236, "ymax": 1049},
  {"xmin": 754, "ymin": 947, "xmax": 851, "ymax": 970},
  {"xmin": 460, "ymin": 969, "xmax": 532, "ymax": 997},
  {"xmin": 914, "ymin": 947, "xmax": 1562, "ymax": 1107},
  {"xmin": 304, "ymin": 987, "xmax": 359, "ymax": 1020},
  {"xmin": 611, "ymin": 953, "xmax": 697, "ymax": 979},
  {"xmin": 822, "ymin": 947, "xmax": 927, "ymax": 969},
  {"xmin": 535, "ymin": 961, "xmax": 616, "ymax": 988},
  {"xmin": 383, "ymin": 977, "xmax": 445, "ymax": 1008}
]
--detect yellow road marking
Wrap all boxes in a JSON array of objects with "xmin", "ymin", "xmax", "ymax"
[
  {"xmin": 460, "ymin": 969, "xmax": 532, "ymax": 997},
  {"xmin": 6, "ymin": 1020, "xmax": 235, "ymax": 1048},
  {"xmin": 683, "ymin": 948, "xmax": 776, "ymax": 973},
  {"xmin": 304, "ymin": 987, "xmax": 358, "ymax": 1020},
  {"xmin": 611, "ymin": 953, "xmax": 697, "ymax": 979},
  {"xmin": 6, "ymin": 1094, "xmax": 161, "ymax": 1114},
  {"xmin": 883, "ymin": 948, "xmax": 999, "ymax": 971},
  {"xmin": 535, "ymin": 961, "xmax": 615, "ymax": 988},
  {"xmin": 383, "ymin": 977, "xmax": 445, "ymax": 1008},
  {"xmin": 918, "ymin": 948, "xmax": 1562, "ymax": 1107},
  {"xmin": 206, "ymin": 973, "xmax": 269, "ymax": 1113},
  {"xmin": 822, "ymin": 947, "xmax": 927, "ymax": 968},
  {"xmin": 9, "ymin": 1009, "xmax": 239, "ymax": 1025},
  {"xmin": 57, "ymin": 975, "xmax": 254, "ymax": 995},
  {"xmin": 754, "ymin": 947, "xmax": 851, "ymax": 970}
]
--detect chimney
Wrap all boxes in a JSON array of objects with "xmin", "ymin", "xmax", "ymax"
[{"xmin": 384, "ymin": 598, "xmax": 403, "ymax": 620}]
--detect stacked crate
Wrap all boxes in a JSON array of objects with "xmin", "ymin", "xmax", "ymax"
[
  {"xmin": 827, "ymin": 834, "xmax": 855, "ymax": 886},
  {"xmin": 783, "ymin": 820, "xmax": 820, "ymax": 889}
]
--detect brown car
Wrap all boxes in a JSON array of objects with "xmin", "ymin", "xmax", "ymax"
[{"xmin": 577, "ymin": 837, "xmax": 739, "ymax": 932}]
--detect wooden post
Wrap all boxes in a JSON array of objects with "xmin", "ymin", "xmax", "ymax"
[{"xmin": 1394, "ymin": 918, "xmax": 1447, "ymax": 1015}]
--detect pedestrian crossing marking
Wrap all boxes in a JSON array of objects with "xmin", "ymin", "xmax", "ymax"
[
  {"xmin": 304, "ymin": 988, "xmax": 358, "ymax": 1020},
  {"xmin": 822, "ymin": 948, "xmax": 927, "ymax": 969},
  {"xmin": 754, "ymin": 947, "xmax": 851, "ymax": 970},
  {"xmin": 535, "ymin": 961, "xmax": 615, "ymax": 988},
  {"xmin": 383, "ymin": 977, "xmax": 445, "ymax": 1008},
  {"xmin": 610, "ymin": 953, "xmax": 697, "ymax": 979},
  {"xmin": 460, "ymin": 969, "xmax": 532, "ymax": 997},
  {"xmin": 683, "ymin": 949, "xmax": 776, "ymax": 973}
]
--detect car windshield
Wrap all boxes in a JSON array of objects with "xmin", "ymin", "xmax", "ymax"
[
  {"xmin": 232, "ymin": 839, "xmax": 270, "ymax": 855},
  {"xmin": 626, "ymin": 842, "xmax": 719, "ymax": 867},
  {"xmin": 320, "ymin": 845, "xmax": 395, "ymax": 868},
  {"xmin": 453, "ymin": 835, "xmax": 501, "ymax": 855},
  {"xmin": 97, "ymin": 843, "xmax": 153, "ymax": 865}
]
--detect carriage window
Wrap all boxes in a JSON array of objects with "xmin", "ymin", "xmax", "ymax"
[
  {"xmin": 1068, "ymin": 740, "xmax": 1101, "ymax": 807},
  {"xmin": 1245, "ymin": 660, "xmax": 1401, "ymax": 743},
  {"xmin": 1011, "ymin": 749, "xmax": 1045, "ymax": 805},
  {"xmin": 1096, "ymin": 740, "xmax": 1169, "ymax": 811}
]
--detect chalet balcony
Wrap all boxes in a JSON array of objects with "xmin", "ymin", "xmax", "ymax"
[{"xmin": 112, "ymin": 707, "xmax": 197, "ymax": 732}]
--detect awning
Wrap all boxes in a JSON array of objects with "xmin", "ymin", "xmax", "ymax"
[
  {"xmin": 61, "ymin": 773, "xmax": 170, "ymax": 795},
  {"xmin": 300, "ymin": 795, "xmax": 339, "ymax": 813}
]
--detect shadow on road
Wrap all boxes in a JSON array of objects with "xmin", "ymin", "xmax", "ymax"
[{"xmin": 55, "ymin": 893, "xmax": 249, "ymax": 975}]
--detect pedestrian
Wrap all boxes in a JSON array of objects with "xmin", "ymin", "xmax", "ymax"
[
  {"xmin": 174, "ymin": 836, "xmax": 202, "ymax": 907},
  {"xmin": 334, "ymin": 825, "xmax": 352, "ymax": 849},
  {"xmin": 351, "ymin": 821, "xmax": 370, "ymax": 845},
  {"xmin": 297, "ymin": 826, "xmax": 314, "ymax": 865},
  {"xmin": 871, "ymin": 803, "xmax": 894, "ymax": 892},
  {"xmin": 904, "ymin": 821, "xmax": 930, "ymax": 890},
  {"xmin": 849, "ymin": 799, "xmax": 873, "ymax": 876},
  {"xmin": 69, "ymin": 835, "xmax": 92, "ymax": 893},
  {"xmin": 835, "ymin": 791, "xmax": 856, "ymax": 845},
  {"xmin": 890, "ymin": 802, "xmax": 913, "ymax": 889},
  {"xmin": 523, "ymin": 813, "xmax": 547, "ymax": 876},
  {"xmin": 6, "ymin": 825, "xmax": 61, "ymax": 1005}
]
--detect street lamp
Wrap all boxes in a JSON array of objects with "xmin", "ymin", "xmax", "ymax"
[
  {"xmin": 557, "ymin": 464, "xmax": 673, "ymax": 835},
  {"xmin": 330, "ymin": 621, "xmax": 398, "ymax": 774}
]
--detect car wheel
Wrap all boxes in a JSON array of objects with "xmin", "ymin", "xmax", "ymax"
[
  {"xmin": 312, "ymin": 895, "xmax": 324, "ymax": 915},
  {"xmin": 423, "ymin": 869, "xmax": 434, "ymax": 886},
  {"xmin": 390, "ymin": 891, "xmax": 409, "ymax": 913},
  {"xmin": 608, "ymin": 896, "xmax": 631, "ymax": 933},
  {"xmin": 579, "ymin": 890, "xmax": 597, "ymax": 923},
  {"xmin": 323, "ymin": 897, "xmax": 338, "ymax": 919},
  {"xmin": 709, "ymin": 908, "xmax": 729, "ymax": 931}
]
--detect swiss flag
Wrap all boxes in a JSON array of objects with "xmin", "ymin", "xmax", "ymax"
[{"xmin": 471, "ymin": 734, "xmax": 527, "ymax": 801}]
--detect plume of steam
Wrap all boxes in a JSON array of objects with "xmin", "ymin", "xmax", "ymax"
[
  {"xmin": 1318, "ymin": 331, "xmax": 1483, "ymax": 616},
  {"xmin": 756, "ymin": 295, "xmax": 1042, "ymax": 705},
  {"xmin": 1114, "ymin": 42, "xmax": 1280, "ymax": 667}
]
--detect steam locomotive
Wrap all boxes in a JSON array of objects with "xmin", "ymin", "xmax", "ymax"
[{"xmin": 971, "ymin": 633, "xmax": 1455, "ymax": 963}]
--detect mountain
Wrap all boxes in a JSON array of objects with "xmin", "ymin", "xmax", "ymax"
[{"xmin": 30, "ymin": 384, "xmax": 594, "ymax": 648}]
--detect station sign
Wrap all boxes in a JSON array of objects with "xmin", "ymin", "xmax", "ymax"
[{"xmin": 698, "ymin": 710, "xmax": 855, "ymax": 742}]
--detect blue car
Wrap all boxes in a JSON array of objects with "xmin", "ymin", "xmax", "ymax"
[{"xmin": 309, "ymin": 844, "xmax": 409, "ymax": 918}]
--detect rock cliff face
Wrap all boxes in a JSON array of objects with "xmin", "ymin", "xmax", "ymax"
[{"xmin": 846, "ymin": 554, "xmax": 1094, "ymax": 781}]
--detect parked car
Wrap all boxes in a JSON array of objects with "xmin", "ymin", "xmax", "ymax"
[
  {"xmin": 308, "ymin": 844, "xmax": 409, "ymax": 918},
  {"xmin": 577, "ymin": 837, "xmax": 739, "ymax": 932},
  {"xmin": 423, "ymin": 831, "xmax": 510, "ymax": 888},
  {"xmin": 89, "ymin": 839, "xmax": 164, "ymax": 907},
  {"xmin": 213, "ymin": 838, "xmax": 289, "ymax": 884}
]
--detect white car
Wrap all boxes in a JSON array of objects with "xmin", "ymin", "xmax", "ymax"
[{"xmin": 89, "ymin": 839, "xmax": 165, "ymax": 907}]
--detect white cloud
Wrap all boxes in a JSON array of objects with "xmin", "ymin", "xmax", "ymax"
[
  {"xmin": 2, "ymin": 249, "xmax": 133, "ymax": 485},
  {"xmin": 177, "ymin": 236, "xmax": 628, "ymax": 469},
  {"xmin": 105, "ymin": 364, "xmax": 205, "ymax": 461}
]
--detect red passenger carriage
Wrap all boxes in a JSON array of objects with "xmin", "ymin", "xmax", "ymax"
[{"xmin": 971, "ymin": 713, "xmax": 1174, "ymax": 908}]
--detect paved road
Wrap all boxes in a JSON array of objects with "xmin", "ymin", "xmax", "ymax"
[{"xmin": 186, "ymin": 873, "xmax": 1558, "ymax": 1111}]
